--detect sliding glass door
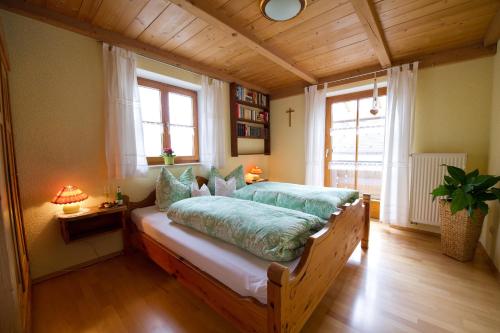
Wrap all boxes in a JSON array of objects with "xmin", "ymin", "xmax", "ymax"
[{"xmin": 325, "ymin": 89, "xmax": 386, "ymax": 199}]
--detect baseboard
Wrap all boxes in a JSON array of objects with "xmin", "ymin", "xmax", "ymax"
[
  {"xmin": 389, "ymin": 224, "xmax": 441, "ymax": 237},
  {"xmin": 31, "ymin": 251, "xmax": 123, "ymax": 285}
]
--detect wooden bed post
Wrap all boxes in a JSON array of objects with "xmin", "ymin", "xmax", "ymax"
[
  {"xmin": 267, "ymin": 197, "xmax": 371, "ymax": 333},
  {"xmin": 267, "ymin": 263, "xmax": 289, "ymax": 333},
  {"xmin": 362, "ymin": 194, "xmax": 371, "ymax": 249}
]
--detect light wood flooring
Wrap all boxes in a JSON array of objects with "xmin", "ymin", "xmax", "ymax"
[{"xmin": 32, "ymin": 222, "xmax": 500, "ymax": 333}]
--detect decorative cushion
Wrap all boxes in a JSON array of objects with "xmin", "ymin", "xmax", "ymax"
[
  {"xmin": 208, "ymin": 165, "xmax": 246, "ymax": 195},
  {"xmin": 155, "ymin": 167, "xmax": 194, "ymax": 211},
  {"xmin": 215, "ymin": 177, "xmax": 236, "ymax": 197},
  {"xmin": 191, "ymin": 182, "xmax": 211, "ymax": 197},
  {"xmin": 178, "ymin": 167, "xmax": 195, "ymax": 187}
]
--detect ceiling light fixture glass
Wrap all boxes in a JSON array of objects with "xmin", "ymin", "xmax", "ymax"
[{"xmin": 260, "ymin": 0, "xmax": 307, "ymax": 22}]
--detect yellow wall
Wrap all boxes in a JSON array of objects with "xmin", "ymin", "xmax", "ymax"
[
  {"xmin": 414, "ymin": 57, "xmax": 493, "ymax": 173},
  {"xmin": 269, "ymin": 94, "xmax": 306, "ymax": 184},
  {"xmin": 481, "ymin": 41, "xmax": 500, "ymax": 269},
  {"xmin": 270, "ymin": 57, "xmax": 494, "ymax": 185},
  {"xmin": 1, "ymin": 10, "xmax": 268, "ymax": 279}
]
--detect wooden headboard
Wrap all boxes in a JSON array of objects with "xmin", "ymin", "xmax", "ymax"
[{"xmin": 124, "ymin": 175, "xmax": 209, "ymax": 211}]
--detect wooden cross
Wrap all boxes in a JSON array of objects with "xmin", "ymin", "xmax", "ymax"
[{"xmin": 286, "ymin": 108, "xmax": 295, "ymax": 127}]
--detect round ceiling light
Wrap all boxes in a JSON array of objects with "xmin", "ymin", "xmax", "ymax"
[{"xmin": 260, "ymin": 0, "xmax": 307, "ymax": 22}]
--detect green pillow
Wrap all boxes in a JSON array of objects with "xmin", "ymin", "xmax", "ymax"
[
  {"xmin": 156, "ymin": 167, "xmax": 194, "ymax": 211},
  {"xmin": 208, "ymin": 165, "xmax": 246, "ymax": 195}
]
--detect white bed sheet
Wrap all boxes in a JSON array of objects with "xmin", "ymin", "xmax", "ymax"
[{"xmin": 131, "ymin": 206, "xmax": 299, "ymax": 304}]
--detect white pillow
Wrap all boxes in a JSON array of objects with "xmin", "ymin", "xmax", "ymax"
[
  {"xmin": 191, "ymin": 182, "xmax": 211, "ymax": 197},
  {"xmin": 215, "ymin": 177, "xmax": 236, "ymax": 197}
]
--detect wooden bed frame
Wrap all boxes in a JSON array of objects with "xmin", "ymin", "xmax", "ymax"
[{"xmin": 124, "ymin": 180, "xmax": 370, "ymax": 333}]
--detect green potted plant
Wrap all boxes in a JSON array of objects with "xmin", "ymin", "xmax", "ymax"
[
  {"xmin": 161, "ymin": 147, "xmax": 175, "ymax": 165},
  {"xmin": 431, "ymin": 165, "xmax": 500, "ymax": 261}
]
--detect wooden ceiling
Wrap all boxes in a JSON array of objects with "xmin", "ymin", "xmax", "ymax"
[{"xmin": 2, "ymin": 0, "xmax": 500, "ymax": 96}]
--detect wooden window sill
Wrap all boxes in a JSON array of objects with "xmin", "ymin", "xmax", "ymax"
[{"xmin": 147, "ymin": 162, "xmax": 201, "ymax": 168}]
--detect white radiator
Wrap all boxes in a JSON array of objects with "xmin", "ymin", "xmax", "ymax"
[{"xmin": 409, "ymin": 153, "xmax": 467, "ymax": 226}]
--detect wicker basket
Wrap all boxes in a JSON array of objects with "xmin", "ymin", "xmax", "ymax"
[{"xmin": 439, "ymin": 200, "xmax": 485, "ymax": 262}]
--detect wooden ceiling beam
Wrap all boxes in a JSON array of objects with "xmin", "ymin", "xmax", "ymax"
[
  {"xmin": 0, "ymin": 0, "xmax": 270, "ymax": 93},
  {"xmin": 350, "ymin": 0, "xmax": 391, "ymax": 68},
  {"xmin": 168, "ymin": 0, "xmax": 318, "ymax": 85},
  {"xmin": 271, "ymin": 43, "xmax": 497, "ymax": 99},
  {"xmin": 484, "ymin": 9, "xmax": 500, "ymax": 47}
]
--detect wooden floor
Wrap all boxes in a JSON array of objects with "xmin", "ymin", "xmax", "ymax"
[{"xmin": 32, "ymin": 222, "xmax": 500, "ymax": 333}]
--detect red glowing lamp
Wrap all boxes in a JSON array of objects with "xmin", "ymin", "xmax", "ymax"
[{"xmin": 51, "ymin": 185, "xmax": 88, "ymax": 214}]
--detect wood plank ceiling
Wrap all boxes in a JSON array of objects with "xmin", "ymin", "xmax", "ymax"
[{"xmin": 3, "ymin": 0, "xmax": 500, "ymax": 96}]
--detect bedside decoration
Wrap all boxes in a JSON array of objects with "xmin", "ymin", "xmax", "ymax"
[
  {"xmin": 250, "ymin": 166, "xmax": 263, "ymax": 181},
  {"xmin": 432, "ymin": 165, "xmax": 500, "ymax": 261},
  {"xmin": 245, "ymin": 173, "xmax": 255, "ymax": 184},
  {"xmin": 99, "ymin": 201, "xmax": 118, "ymax": 209},
  {"xmin": 115, "ymin": 186, "xmax": 124, "ymax": 205},
  {"xmin": 162, "ymin": 147, "xmax": 175, "ymax": 165},
  {"xmin": 285, "ymin": 108, "xmax": 295, "ymax": 127},
  {"xmin": 51, "ymin": 185, "xmax": 88, "ymax": 214}
]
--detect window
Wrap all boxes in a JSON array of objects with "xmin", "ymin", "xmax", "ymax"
[
  {"xmin": 138, "ymin": 78, "xmax": 199, "ymax": 164},
  {"xmin": 325, "ymin": 88, "xmax": 387, "ymax": 198}
]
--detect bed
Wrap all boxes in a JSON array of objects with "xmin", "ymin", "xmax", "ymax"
[{"xmin": 124, "ymin": 179, "xmax": 370, "ymax": 333}]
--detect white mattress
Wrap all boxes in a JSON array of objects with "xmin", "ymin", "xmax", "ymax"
[{"xmin": 131, "ymin": 206, "xmax": 299, "ymax": 304}]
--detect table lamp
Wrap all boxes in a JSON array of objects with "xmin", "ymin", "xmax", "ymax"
[
  {"xmin": 51, "ymin": 185, "xmax": 88, "ymax": 214},
  {"xmin": 249, "ymin": 166, "xmax": 263, "ymax": 181}
]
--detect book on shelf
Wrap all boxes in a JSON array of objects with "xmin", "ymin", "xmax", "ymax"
[
  {"xmin": 235, "ymin": 85, "xmax": 268, "ymax": 108},
  {"xmin": 236, "ymin": 104, "xmax": 269, "ymax": 123},
  {"xmin": 236, "ymin": 123, "xmax": 267, "ymax": 138}
]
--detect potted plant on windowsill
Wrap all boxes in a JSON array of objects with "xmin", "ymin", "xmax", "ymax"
[
  {"xmin": 162, "ymin": 148, "xmax": 175, "ymax": 165},
  {"xmin": 431, "ymin": 165, "xmax": 500, "ymax": 262}
]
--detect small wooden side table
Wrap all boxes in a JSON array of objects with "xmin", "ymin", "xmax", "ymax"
[
  {"xmin": 246, "ymin": 178, "xmax": 269, "ymax": 185},
  {"xmin": 57, "ymin": 205, "xmax": 127, "ymax": 244}
]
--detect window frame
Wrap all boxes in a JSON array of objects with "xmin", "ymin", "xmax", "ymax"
[
  {"xmin": 138, "ymin": 77, "xmax": 199, "ymax": 165},
  {"xmin": 325, "ymin": 87, "xmax": 387, "ymax": 189}
]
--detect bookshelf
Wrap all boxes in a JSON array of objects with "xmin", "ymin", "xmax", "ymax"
[{"xmin": 230, "ymin": 82, "xmax": 270, "ymax": 156}]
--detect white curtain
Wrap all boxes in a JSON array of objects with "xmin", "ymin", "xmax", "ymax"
[
  {"xmin": 102, "ymin": 44, "xmax": 147, "ymax": 179},
  {"xmin": 380, "ymin": 62, "xmax": 419, "ymax": 226},
  {"xmin": 199, "ymin": 75, "xmax": 227, "ymax": 168},
  {"xmin": 305, "ymin": 84, "xmax": 327, "ymax": 186}
]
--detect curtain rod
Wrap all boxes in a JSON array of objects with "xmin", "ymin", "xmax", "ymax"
[
  {"xmin": 99, "ymin": 41, "xmax": 206, "ymax": 79},
  {"xmin": 103, "ymin": 39, "xmax": 386, "ymax": 86},
  {"xmin": 321, "ymin": 68, "xmax": 387, "ymax": 87},
  {"xmin": 321, "ymin": 62, "xmax": 418, "ymax": 87}
]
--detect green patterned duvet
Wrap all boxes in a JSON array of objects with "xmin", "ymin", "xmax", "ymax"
[
  {"xmin": 167, "ymin": 196, "xmax": 325, "ymax": 261},
  {"xmin": 233, "ymin": 182, "xmax": 359, "ymax": 220}
]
